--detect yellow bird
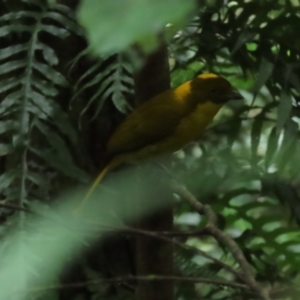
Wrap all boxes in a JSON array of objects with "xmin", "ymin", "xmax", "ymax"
[{"xmin": 81, "ymin": 73, "xmax": 243, "ymax": 207}]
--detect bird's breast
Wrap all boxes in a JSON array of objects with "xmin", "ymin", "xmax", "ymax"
[{"xmin": 174, "ymin": 101, "xmax": 222, "ymax": 142}]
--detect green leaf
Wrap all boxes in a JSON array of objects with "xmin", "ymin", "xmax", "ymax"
[
  {"xmin": 27, "ymin": 171, "xmax": 48, "ymax": 189},
  {"xmin": 78, "ymin": 78, "xmax": 111, "ymax": 119},
  {"xmin": 45, "ymin": 11, "xmax": 83, "ymax": 35},
  {"xmin": 289, "ymin": 71, "xmax": 300, "ymax": 94},
  {"xmin": 31, "ymin": 77, "xmax": 59, "ymax": 97},
  {"xmin": 73, "ymin": 62, "xmax": 115, "ymax": 99},
  {"xmin": 274, "ymin": 181, "xmax": 300, "ymax": 222},
  {"xmin": 37, "ymin": 42, "xmax": 59, "ymax": 66},
  {"xmin": 251, "ymin": 116, "xmax": 263, "ymax": 163},
  {"xmin": 29, "ymin": 147, "xmax": 88, "ymax": 182},
  {"xmin": 232, "ymin": 31, "xmax": 256, "ymax": 54},
  {"xmin": 0, "ymin": 144, "xmax": 13, "ymax": 156},
  {"xmin": 0, "ymin": 169, "xmax": 19, "ymax": 192},
  {"xmin": 68, "ymin": 47, "xmax": 95, "ymax": 75},
  {"xmin": 0, "ymin": 25, "xmax": 33, "ymax": 37},
  {"xmin": 276, "ymin": 120, "xmax": 298, "ymax": 173},
  {"xmin": 30, "ymin": 92, "xmax": 78, "ymax": 144},
  {"xmin": 51, "ymin": 3, "xmax": 77, "ymax": 18},
  {"xmin": 0, "ymin": 11, "xmax": 40, "ymax": 22},
  {"xmin": 108, "ymin": 85, "xmax": 131, "ymax": 113},
  {"xmin": 34, "ymin": 120, "xmax": 73, "ymax": 162},
  {"xmin": 252, "ymin": 58, "xmax": 274, "ymax": 97},
  {"xmin": 265, "ymin": 127, "xmax": 279, "ymax": 169},
  {"xmin": 227, "ymin": 118, "xmax": 242, "ymax": 147},
  {"xmin": 171, "ymin": 69, "xmax": 194, "ymax": 88},
  {"xmin": 0, "ymin": 60, "xmax": 26, "ymax": 76},
  {"xmin": 0, "ymin": 45, "xmax": 27, "ymax": 61},
  {"xmin": 0, "ymin": 121, "xmax": 17, "ymax": 134},
  {"xmin": 112, "ymin": 90, "xmax": 130, "ymax": 113},
  {"xmin": 33, "ymin": 62, "xmax": 68, "ymax": 86},
  {"xmin": 276, "ymin": 91, "xmax": 292, "ymax": 134},
  {"xmin": 27, "ymin": 103, "xmax": 48, "ymax": 120},
  {"xmin": 41, "ymin": 24, "xmax": 70, "ymax": 39},
  {"xmin": 105, "ymin": 55, "xmax": 132, "ymax": 113},
  {"xmin": 0, "ymin": 77, "xmax": 22, "ymax": 94},
  {"xmin": 21, "ymin": 0, "xmax": 45, "ymax": 8},
  {"xmin": 0, "ymin": 91, "xmax": 22, "ymax": 116},
  {"xmin": 78, "ymin": 0, "xmax": 195, "ymax": 54}
]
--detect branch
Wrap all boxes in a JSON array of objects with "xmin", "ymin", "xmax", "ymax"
[
  {"xmin": 169, "ymin": 180, "xmax": 271, "ymax": 300},
  {"xmin": 26, "ymin": 275, "xmax": 250, "ymax": 293},
  {"xmin": 86, "ymin": 221, "xmax": 245, "ymax": 283},
  {"xmin": 0, "ymin": 203, "xmax": 32, "ymax": 213},
  {"xmin": 100, "ymin": 225, "xmax": 209, "ymax": 237}
]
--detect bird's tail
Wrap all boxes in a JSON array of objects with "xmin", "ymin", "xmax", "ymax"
[{"xmin": 73, "ymin": 156, "xmax": 124, "ymax": 214}]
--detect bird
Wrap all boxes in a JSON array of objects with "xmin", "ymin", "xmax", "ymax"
[{"xmin": 78, "ymin": 73, "xmax": 243, "ymax": 210}]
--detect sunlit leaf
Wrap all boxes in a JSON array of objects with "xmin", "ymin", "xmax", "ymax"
[{"xmin": 78, "ymin": 0, "xmax": 195, "ymax": 54}]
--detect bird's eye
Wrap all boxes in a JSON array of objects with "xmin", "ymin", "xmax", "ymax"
[{"xmin": 210, "ymin": 88, "xmax": 217, "ymax": 93}]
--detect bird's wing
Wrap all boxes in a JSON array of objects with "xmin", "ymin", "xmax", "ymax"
[{"xmin": 107, "ymin": 94, "xmax": 193, "ymax": 155}]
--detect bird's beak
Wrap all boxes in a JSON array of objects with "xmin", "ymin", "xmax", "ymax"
[{"xmin": 229, "ymin": 90, "xmax": 244, "ymax": 100}]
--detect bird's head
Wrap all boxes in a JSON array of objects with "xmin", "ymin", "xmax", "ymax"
[{"xmin": 191, "ymin": 73, "xmax": 243, "ymax": 104}]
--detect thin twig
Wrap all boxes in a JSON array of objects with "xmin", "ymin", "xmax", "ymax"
[
  {"xmin": 97, "ymin": 225, "xmax": 209, "ymax": 237},
  {"xmin": 88, "ymin": 222, "xmax": 244, "ymax": 282},
  {"xmin": 169, "ymin": 180, "xmax": 271, "ymax": 300},
  {"xmin": 26, "ymin": 275, "xmax": 250, "ymax": 293},
  {"xmin": 0, "ymin": 203, "xmax": 32, "ymax": 213}
]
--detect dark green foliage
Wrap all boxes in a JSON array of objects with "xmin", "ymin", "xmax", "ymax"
[
  {"xmin": 1, "ymin": 0, "xmax": 300, "ymax": 299},
  {"xmin": 169, "ymin": 1, "xmax": 300, "ymax": 298},
  {"xmin": 0, "ymin": 2, "xmax": 87, "ymax": 299},
  {"xmin": 72, "ymin": 52, "xmax": 134, "ymax": 122},
  {"xmin": 0, "ymin": 0, "xmax": 88, "ymax": 204}
]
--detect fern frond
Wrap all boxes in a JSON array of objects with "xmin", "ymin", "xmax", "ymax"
[
  {"xmin": 0, "ymin": 1, "xmax": 87, "ymax": 205},
  {"xmin": 72, "ymin": 52, "xmax": 134, "ymax": 124}
]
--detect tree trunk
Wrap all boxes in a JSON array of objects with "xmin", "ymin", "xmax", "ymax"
[{"xmin": 134, "ymin": 44, "xmax": 174, "ymax": 300}]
